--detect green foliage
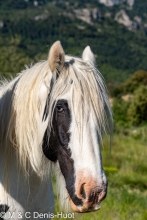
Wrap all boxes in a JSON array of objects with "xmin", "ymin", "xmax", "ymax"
[
  {"xmin": 112, "ymin": 97, "xmax": 130, "ymax": 126},
  {"xmin": 128, "ymin": 85, "xmax": 147, "ymax": 126},
  {"xmin": 112, "ymin": 70, "xmax": 147, "ymax": 97},
  {"xmin": 130, "ymin": 126, "xmax": 147, "ymax": 143},
  {"xmin": 112, "ymin": 70, "xmax": 147, "ymax": 126},
  {"xmin": 0, "ymin": 36, "xmax": 31, "ymax": 77},
  {"xmin": 110, "ymin": 84, "xmax": 124, "ymax": 97},
  {"xmin": 0, "ymin": 0, "xmax": 47, "ymax": 9},
  {"xmin": 123, "ymin": 70, "xmax": 147, "ymax": 94}
]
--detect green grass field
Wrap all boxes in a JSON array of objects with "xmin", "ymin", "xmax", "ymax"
[{"xmin": 53, "ymin": 131, "xmax": 147, "ymax": 220}]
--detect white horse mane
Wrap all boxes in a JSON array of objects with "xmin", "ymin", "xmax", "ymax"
[{"xmin": 0, "ymin": 54, "xmax": 112, "ymax": 209}]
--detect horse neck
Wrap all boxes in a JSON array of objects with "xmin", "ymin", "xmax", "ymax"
[{"xmin": 0, "ymin": 143, "xmax": 51, "ymax": 198}]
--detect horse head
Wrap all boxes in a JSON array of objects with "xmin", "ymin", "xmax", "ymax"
[{"xmin": 42, "ymin": 41, "xmax": 112, "ymax": 213}]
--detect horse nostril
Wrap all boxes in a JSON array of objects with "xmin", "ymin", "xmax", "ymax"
[
  {"xmin": 80, "ymin": 183, "xmax": 86, "ymax": 199},
  {"xmin": 98, "ymin": 190, "xmax": 107, "ymax": 202}
]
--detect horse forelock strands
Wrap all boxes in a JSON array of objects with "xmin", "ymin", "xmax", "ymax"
[{"xmin": 51, "ymin": 55, "xmax": 112, "ymax": 141}]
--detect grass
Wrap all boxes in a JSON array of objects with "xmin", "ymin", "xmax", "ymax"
[{"xmin": 52, "ymin": 132, "xmax": 147, "ymax": 220}]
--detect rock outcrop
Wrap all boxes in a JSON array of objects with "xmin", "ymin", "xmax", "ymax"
[
  {"xmin": 98, "ymin": 0, "xmax": 135, "ymax": 7},
  {"xmin": 74, "ymin": 8, "xmax": 102, "ymax": 24},
  {"xmin": 115, "ymin": 9, "xmax": 141, "ymax": 31}
]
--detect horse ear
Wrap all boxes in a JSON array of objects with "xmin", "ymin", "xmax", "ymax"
[
  {"xmin": 48, "ymin": 41, "xmax": 65, "ymax": 73},
  {"xmin": 82, "ymin": 46, "xmax": 95, "ymax": 66}
]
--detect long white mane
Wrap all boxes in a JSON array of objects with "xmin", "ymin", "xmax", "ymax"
[{"xmin": 0, "ymin": 53, "xmax": 112, "ymax": 190}]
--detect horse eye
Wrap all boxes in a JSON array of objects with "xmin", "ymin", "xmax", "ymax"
[{"xmin": 56, "ymin": 105, "xmax": 64, "ymax": 113}]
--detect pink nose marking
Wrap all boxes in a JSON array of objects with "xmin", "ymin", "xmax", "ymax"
[{"xmin": 70, "ymin": 170, "xmax": 107, "ymax": 212}]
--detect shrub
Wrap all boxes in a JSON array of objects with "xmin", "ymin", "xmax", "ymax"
[
  {"xmin": 127, "ymin": 85, "xmax": 147, "ymax": 125},
  {"xmin": 112, "ymin": 97, "xmax": 130, "ymax": 126},
  {"xmin": 123, "ymin": 70, "xmax": 147, "ymax": 94}
]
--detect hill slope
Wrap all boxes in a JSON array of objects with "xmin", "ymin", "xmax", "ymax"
[{"xmin": 0, "ymin": 0, "xmax": 147, "ymax": 82}]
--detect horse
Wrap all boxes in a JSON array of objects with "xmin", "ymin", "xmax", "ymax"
[{"xmin": 0, "ymin": 41, "xmax": 112, "ymax": 219}]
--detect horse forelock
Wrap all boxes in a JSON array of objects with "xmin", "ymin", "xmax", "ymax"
[{"xmin": 51, "ymin": 55, "xmax": 113, "ymax": 139}]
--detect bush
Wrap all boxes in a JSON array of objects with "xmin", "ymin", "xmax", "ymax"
[
  {"xmin": 112, "ymin": 97, "xmax": 130, "ymax": 126},
  {"xmin": 123, "ymin": 70, "xmax": 147, "ymax": 94},
  {"xmin": 128, "ymin": 85, "xmax": 147, "ymax": 125}
]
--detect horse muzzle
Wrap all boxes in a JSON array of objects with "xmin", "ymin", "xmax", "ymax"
[{"xmin": 69, "ymin": 172, "xmax": 107, "ymax": 213}]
